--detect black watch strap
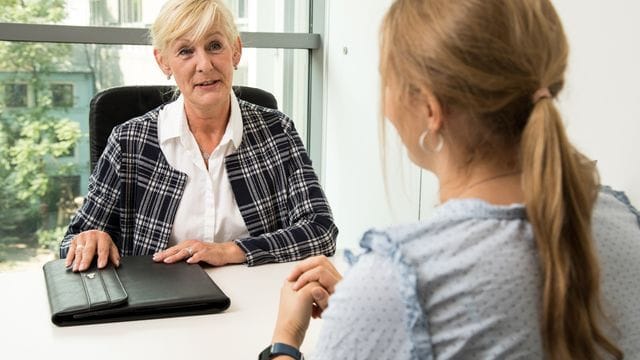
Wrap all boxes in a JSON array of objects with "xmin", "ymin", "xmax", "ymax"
[{"xmin": 258, "ymin": 342, "xmax": 303, "ymax": 360}]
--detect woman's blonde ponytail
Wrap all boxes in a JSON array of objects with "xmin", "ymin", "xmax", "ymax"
[{"xmin": 521, "ymin": 98, "xmax": 622, "ymax": 359}]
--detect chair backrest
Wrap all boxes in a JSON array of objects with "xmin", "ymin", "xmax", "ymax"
[{"xmin": 89, "ymin": 85, "xmax": 278, "ymax": 170}]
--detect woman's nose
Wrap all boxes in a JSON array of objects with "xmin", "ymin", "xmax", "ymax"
[{"xmin": 195, "ymin": 50, "xmax": 214, "ymax": 73}]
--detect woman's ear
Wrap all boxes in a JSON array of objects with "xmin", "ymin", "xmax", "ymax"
[
  {"xmin": 424, "ymin": 91, "xmax": 444, "ymax": 132},
  {"xmin": 233, "ymin": 37, "xmax": 243, "ymax": 68},
  {"xmin": 153, "ymin": 48, "xmax": 171, "ymax": 77}
]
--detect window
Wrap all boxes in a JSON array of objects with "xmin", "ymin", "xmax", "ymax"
[
  {"xmin": 4, "ymin": 83, "xmax": 28, "ymax": 107},
  {"xmin": 88, "ymin": 0, "xmax": 142, "ymax": 26},
  {"xmin": 0, "ymin": 0, "xmax": 322, "ymax": 273},
  {"xmin": 229, "ymin": 0, "xmax": 249, "ymax": 19},
  {"xmin": 89, "ymin": 0, "xmax": 120, "ymax": 26},
  {"xmin": 4, "ymin": 0, "xmax": 311, "ymax": 32},
  {"xmin": 119, "ymin": 0, "xmax": 142, "ymax": 25},
  {"xmin": 51, "ymin": 83, "xmax": 74, "ymax": 107},
  {"xmin": 238, "ymin": 0, "xmax": 247, "ymax": 18}
]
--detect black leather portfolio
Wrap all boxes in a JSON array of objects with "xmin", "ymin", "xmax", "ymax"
[{"xmin": 43, "ymin": 255, "xmax": 231, "ymax": 326}]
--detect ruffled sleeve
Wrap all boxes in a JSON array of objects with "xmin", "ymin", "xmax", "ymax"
[
  {"xmin": 601, "ymin": 185, "xmax": 640, "ymax": 227},
  {"xmin": 311, "ymin": 229, "xmax": 433, "ymax": 360}
]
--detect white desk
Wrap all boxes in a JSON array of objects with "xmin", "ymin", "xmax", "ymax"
[{"xmin": 0, "ymin": 255, "xmax": 345, "ymax": 359}]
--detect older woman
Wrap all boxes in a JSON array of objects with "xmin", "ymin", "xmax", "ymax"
[
  {"xmin": 60, "ymin": 0, "xmax": 337, "ymax": 272},
  {"xmin": 263, "ymin": 0, "xmax": 640, "ymax": 359}
]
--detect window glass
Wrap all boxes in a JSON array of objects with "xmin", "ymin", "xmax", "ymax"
[
  {"xmin": 231, "ymin": 0, "xmax": 248, "ymax": 19},
  {"xmin": 4, "ymin": 83, "xmax": 28, "ymax": 107},
  {"xmin": 51, "ymin": 84, "xmax": 74, "ymax": 107},
  {"xmin": 119, "ymin": 0, "xmax": 142, "ymax": 25}
]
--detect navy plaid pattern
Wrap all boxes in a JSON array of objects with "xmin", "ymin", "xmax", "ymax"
[{"xmin": 60, "ymin": 100, "xmax": 337, "ymax": 266}]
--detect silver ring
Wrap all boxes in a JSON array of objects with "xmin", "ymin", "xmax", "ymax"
[{"xmin": 185, "ymin": 247, "xmax": 193, "ymax": 256}]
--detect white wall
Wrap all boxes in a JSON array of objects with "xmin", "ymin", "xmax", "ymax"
[
  {"xmin": 553, "ymin": 0, "xmax": 640, "ymax": 205},
  {"xmin": 323, "ymin": 0, "xmax": 421, "ymax": 250},
  {"xmin": 323, "ymin": 0, "xmax": 640, "ymax": 250}
]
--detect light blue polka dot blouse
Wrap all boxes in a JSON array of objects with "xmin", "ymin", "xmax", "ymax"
[{"xmin": 312, "ymin": 188, "xmax": 640, "ymax": 359}]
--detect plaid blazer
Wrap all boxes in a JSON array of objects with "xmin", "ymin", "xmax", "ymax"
[{"xmin": 60, "ymin": 100, "xmax": 337, "ymax": 266}]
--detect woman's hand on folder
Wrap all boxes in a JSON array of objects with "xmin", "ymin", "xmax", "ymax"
[
  {"xmin": 64, "ymin": 230, "xmax": 120, "ymax": 272},
  {"xmin": 152, "ymin": 240, "xmax": 246, "ymax": 266}
]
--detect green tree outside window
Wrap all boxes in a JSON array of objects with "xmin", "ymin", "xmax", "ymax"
[{"xmin": 0, "ymin": 0, "xmax": 82, "ymax": 270}]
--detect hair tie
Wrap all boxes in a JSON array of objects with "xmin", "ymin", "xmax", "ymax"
[{"xmin": 532, "ymin": 87, "xmax": 552, "ymax": 103}]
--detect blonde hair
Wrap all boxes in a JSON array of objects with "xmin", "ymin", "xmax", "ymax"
[
  {"xmin": 380, "ymin": 0, "xmax": 622, "ymax": 359},
  {"xmin": 149, "ymin": 0, "xmax": 239, "ymax": 54}
]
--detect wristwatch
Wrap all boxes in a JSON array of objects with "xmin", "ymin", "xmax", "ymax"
[{"xmin": 258, "ymin": 342, "xmax": 304, "ymax": 360}]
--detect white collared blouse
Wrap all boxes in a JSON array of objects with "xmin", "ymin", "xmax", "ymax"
[{"xmin": 157, "ymin": 91, "xmax": 249, "ymax": 245}]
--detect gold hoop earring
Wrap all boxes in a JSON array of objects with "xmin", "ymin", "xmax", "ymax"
[{"xmin": 419, "ymin": 129, "xmax": 443, "ymax": 153}]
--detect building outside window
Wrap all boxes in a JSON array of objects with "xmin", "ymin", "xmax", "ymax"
[
  {"xmin": 51, "ymin": 83, "xmax": 74, "ymax": 108},
  {"xmin": 4, "ymin": 83, "xmax": 28, "ymax": 107}
]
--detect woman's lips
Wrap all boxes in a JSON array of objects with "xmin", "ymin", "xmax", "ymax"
[{"xmin": 195, "ymin": 79, "xmax": 220, "ymax": 88}]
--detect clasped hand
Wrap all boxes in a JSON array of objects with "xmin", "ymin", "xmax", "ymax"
[{"xmin": 272, "ymin": 255, "xmax": 343, "ymax": 348}]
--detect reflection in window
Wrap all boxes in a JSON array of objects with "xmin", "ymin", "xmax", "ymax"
[
  {"xmin": 4, "ymin": 83, "xmax": 28, "ymax": 107},
  {"xmin": 51, "ymin": 83, "xmax": 74, "ymax": 107}
]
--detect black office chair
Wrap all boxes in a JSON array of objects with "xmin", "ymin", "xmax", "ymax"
[{"xmin": 89, "ymin": 85, "xmax": 278, "ymax": 170}]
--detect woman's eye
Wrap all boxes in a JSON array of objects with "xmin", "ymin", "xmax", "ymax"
[
  {"xmin": 207, "ymin": 41, "xmax": 223, "ymax": 52},
  {"xmin": 177, "ymin": 48, "xmax": 193, "ymax": 56}
]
